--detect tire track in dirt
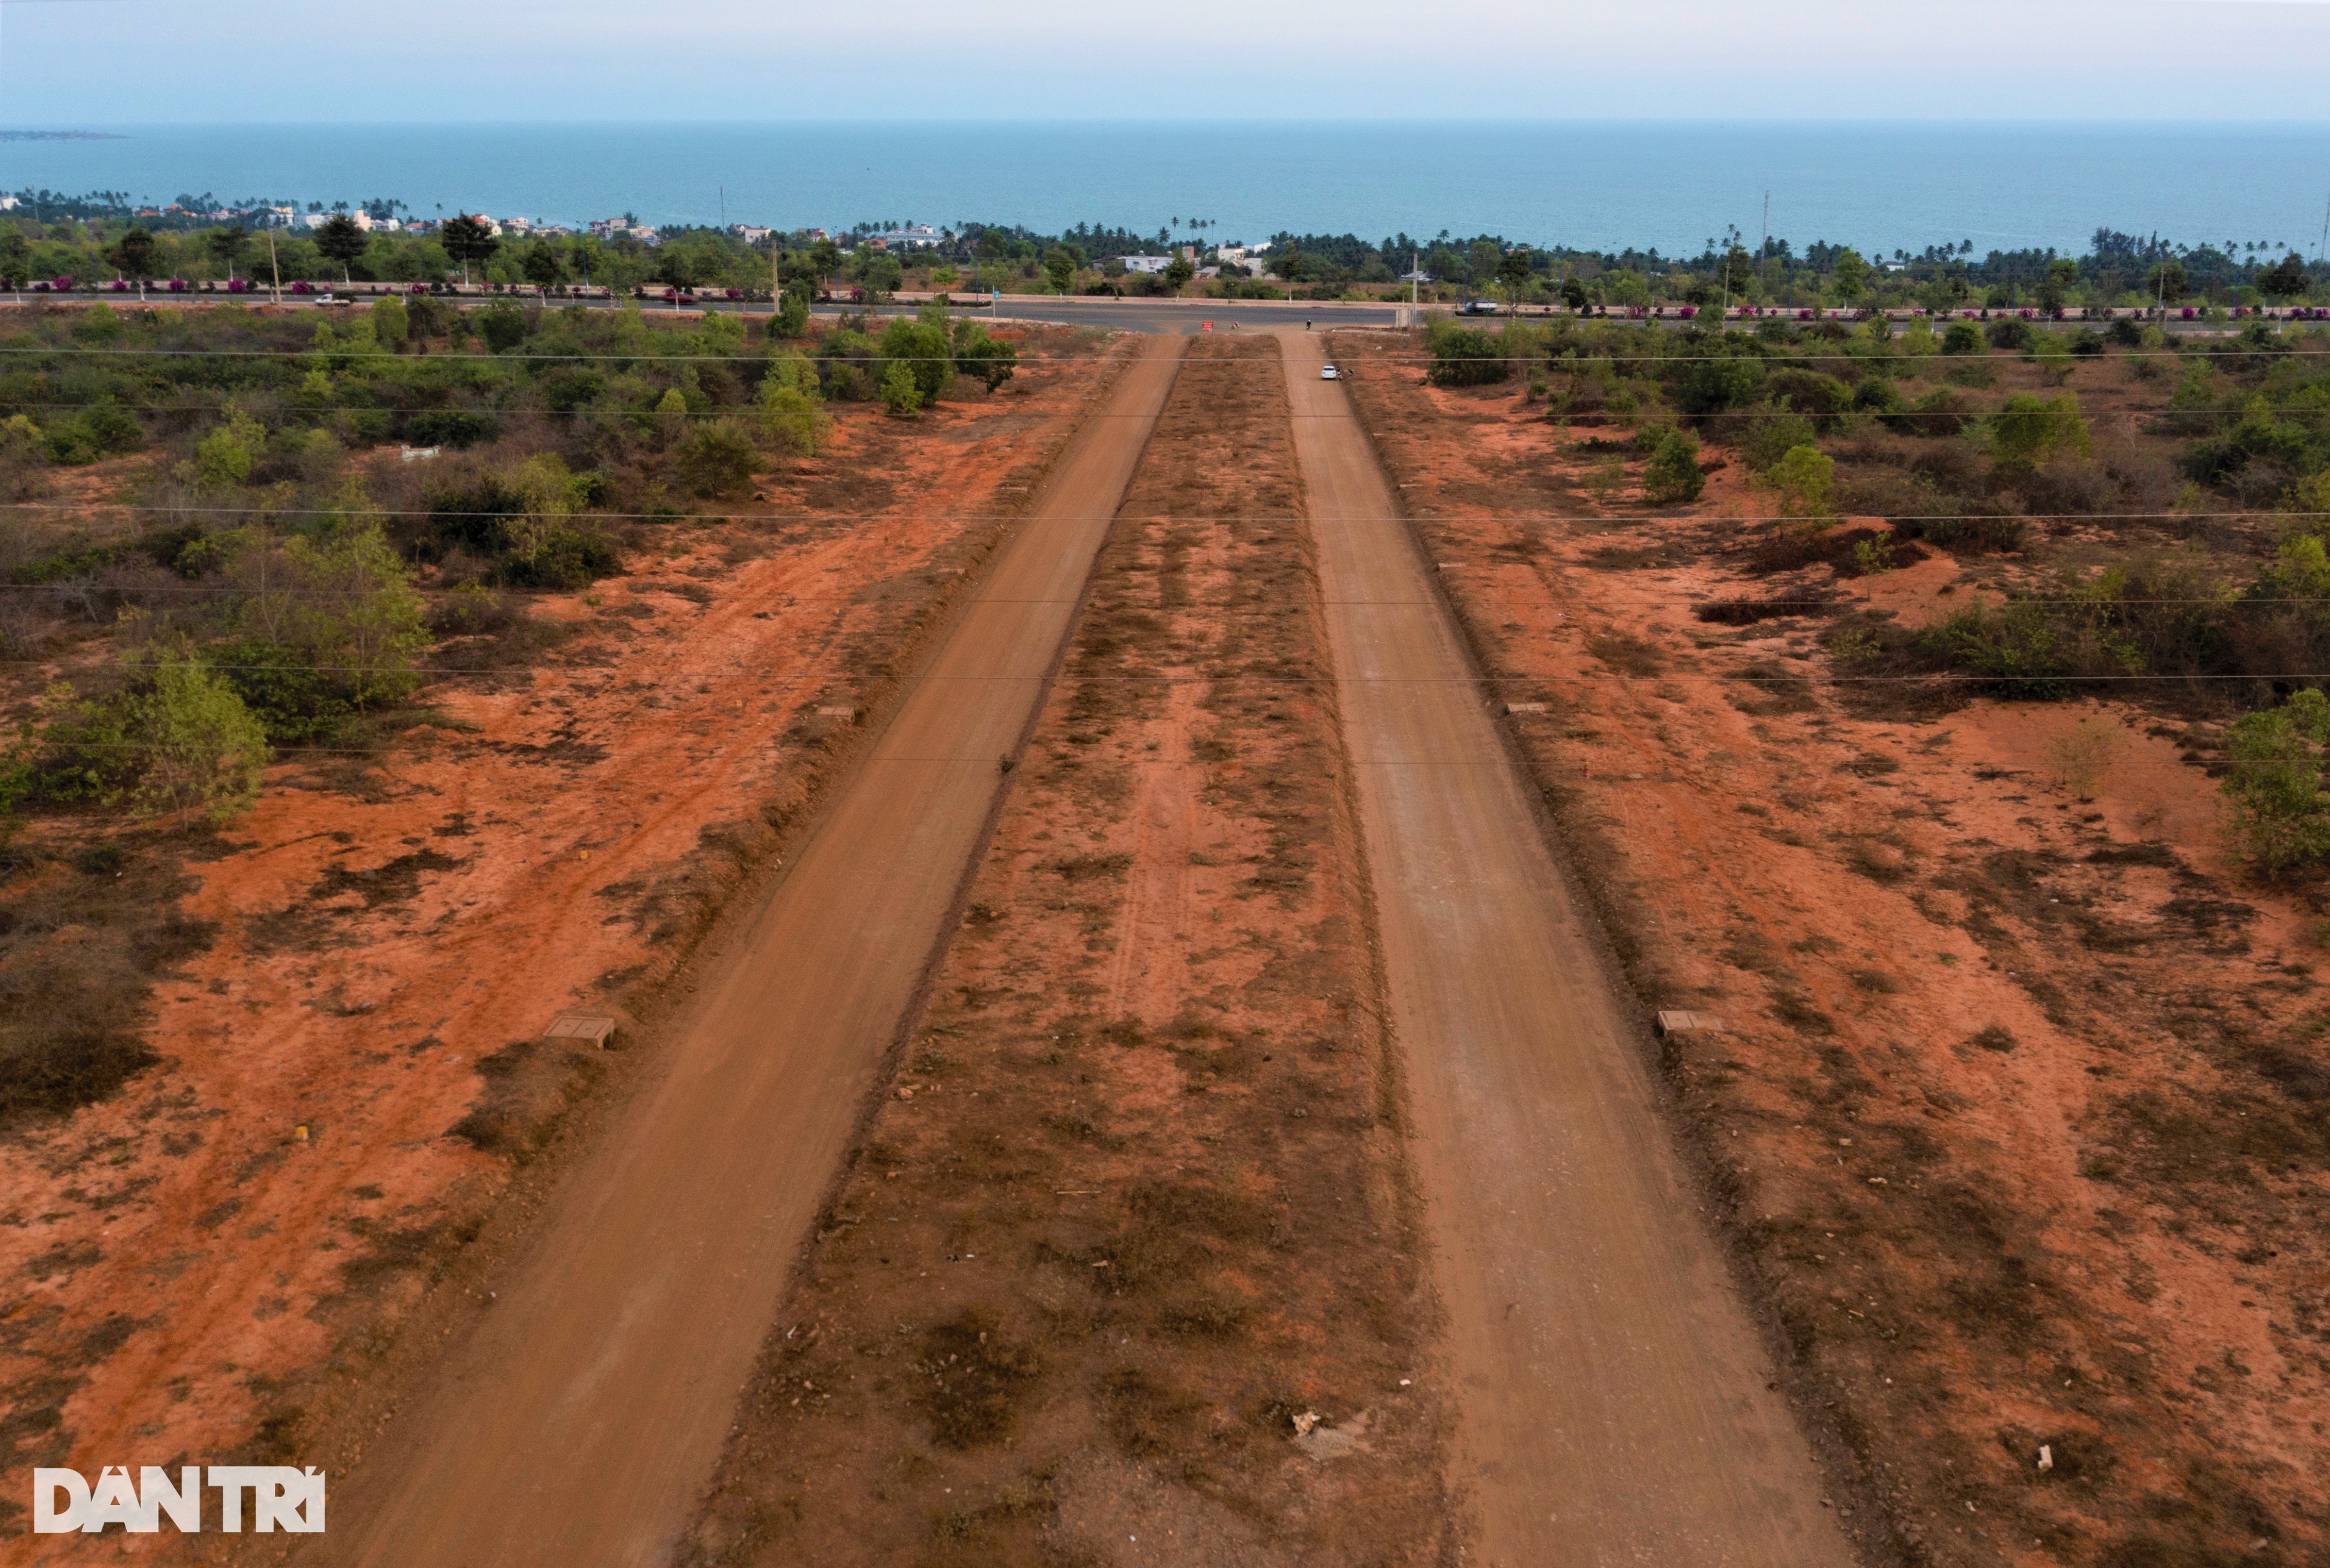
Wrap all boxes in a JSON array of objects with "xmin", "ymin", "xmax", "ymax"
[
  {"xmin": 302, "ymin": 340, "xmax": 1188, "ymax": 1568},
  {"xmin": 1278, "ymin": 329, "xmax": 1854, "ymax": 1567}
]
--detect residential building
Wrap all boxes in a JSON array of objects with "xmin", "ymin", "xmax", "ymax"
[{"xmin": 1117, "ymin": 254, "xmax": 1170, "ymax": 275}]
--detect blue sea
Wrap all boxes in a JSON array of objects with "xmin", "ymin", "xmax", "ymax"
[{"xmin": 5, "ymin": 121, "xmax": 2328, "ymax": 259}]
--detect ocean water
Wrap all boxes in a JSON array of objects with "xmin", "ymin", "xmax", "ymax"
[{"xmin": 5, "ymin": 121, "xmax": 2329, "ymax": 259}]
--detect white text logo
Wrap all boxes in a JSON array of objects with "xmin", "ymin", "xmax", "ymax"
[{"xmin": 32, "ymin": 1467, "xmax": 326, "ymax": 1533}]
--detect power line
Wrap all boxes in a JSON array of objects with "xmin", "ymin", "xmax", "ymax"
[
  {"xmin": 4, "ymin": 397, "xmax": 2318, "ymax": 419},
  {"xmin": 0, "ymin": 343, "xmax": 2325, "ymax": 366},
  {"xmin": 2, "ymin": 502, "xmax": 2323, "ymax": 524},
  {"xmin": 4, "ymin": 657, "xmax": 2321, "ymax": 684}
]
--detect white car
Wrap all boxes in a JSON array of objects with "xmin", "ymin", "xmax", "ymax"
[
  {"xmin": 1320, "ymin": 364, "xmax": 1339, "ymax": 380},
  {"xmin": 314, "ymin": 292, "xmax": 353, "ymax": 307}
]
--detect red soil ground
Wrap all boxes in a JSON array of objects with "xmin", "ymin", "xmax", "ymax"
[
  {"xmin": 0, "ymin": 334, "xmax": 1119, "ymax": 1558},
  {"xmin": 1332, "ymin": 326, "xmax": 2330, "ymax": 1568}
]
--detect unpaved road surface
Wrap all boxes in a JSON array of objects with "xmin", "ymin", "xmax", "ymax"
[
  {"xmin": 313, "ymin": 341, "xmax": 1187, "ymax": 1568},
  {"xmin": 1279, "ymin": 332, "xmax": 1853, "ymax": 1567}
]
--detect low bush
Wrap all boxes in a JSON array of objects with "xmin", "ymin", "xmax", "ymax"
[
  {"xmin": 1764, "ymin": 368, "xmax": 1852, "ymax": 431},
  {"xmin": 1904, "ymin": 387, "xmax": 1973, "ymax": 437},
  {"xmin": 1642, "ymin": 428, "xmax": 1705, "ymax": 503},
  {"xmin": 673, "ymin": 420, "xmax": 758, "ymax": 498},
  {"xmin": 1743, "ymin": 411, "xmax": 1819, "ymax": 473},
  {"xmin": 1992, "ymin": 392, "xmax": 2090, "ymax": 473},
  {"xmin": 1424, "ymin": 319, "xmax": 1509, "ymax": 387},
  {"xmin": 405, "ymin": 409, "xmax": 498, "ymax": 449},
  {"xmin": 1769, "ymin": 444, "xmax": 1836, "ymax": 517},
  {"xmin": 2221, "ymin": 689, "xmax": 2330, "ymax": 874}
]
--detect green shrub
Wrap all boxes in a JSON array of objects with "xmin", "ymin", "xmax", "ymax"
[
  {"xmin": 1896, "ymin": 512, "xmax": 2025, "ymax": 553},
  {"xmin": 878, "ymin": 316, "xmax": 955, "ymax": 404},
  {"xmin": 405, "ymin": 409, "xmax": 498, "ymax": 449},
  {"xmin": 953, "ymin": 324, "xmax": 1018, "ymax": 393},
  {"xmin": 2222, "ymin": 689, "xmax": 2330, "ymax": 873},
  {"xmin": 673, "ymin": 419, "xmax": 759, "ymax": 497},
  {"xmin": 880, "ymin": 360, "xmax": 923, "ymax": 418},
  {"xmin": 540, "ymin": 368, "xmax": 607, "ymax": 413},
  {"xmin": 770, "ymin": 286, "xmax": 811, "ymax": 339},
  {"xmin": 1743, "ymin": 411, "xmax": 1818, "ymax": 473},
  {"xmin": 0, "ymin": 414, "xmax": 47, "ymax": 501},
  {"xmin": 817, "ymin": 329, "xmax": 878, "ymax": 401},
  {"xmin": 371, "ymin": 295, "xmax": 409, "ymax": 351},
  {"xmin": 1852, "ymin": 379, "xmax": 1905, "ymax": 417},
  {"xmin": 1764, "ymin": 367, "xmax": 1852, "ymax": 430},
  {"xmin": 1424, "ymin": 320, "xmax": 1509, "ymax": 386},
  {"xmin": 477, "ymin": 302, "xmax": 529, "ymax": 353},
  {"xmin": 1914, "ymin": 601, "xmax": 2069, "ymax": 698},
  {"xmin": 44, "ymin": 402, "xmax": 143, "ymax": 465},
  {"xmin": 1985, "ymin": 317, "xmax": 2035, "ymax": 351},
  {"xmin": 504, "ymin": 530, "xmax": 620, "ymax": 591},
  {"xmin": 1941, "ymin": 320, "xmax": 1985, "ymax": 354},
  {"xmin": 215, "ymin": 517, "xmax": 428, "ymax": 738},
  {"xmin": 1676, "ymin": 348, "xmax": 1766, "ymax": 416},
  {"xmin": 1905, "ymin": 387, "xmax": 1973, "ymax": 437},
  {"xmin": 33, "ymin": 651, "xmax": 267, "ymax": 826},
  {"xmin": 1992, "ymin": 393, "xmax": 2090, "ymax": 473},
  {"xmin": 758, "ymin": 384, "xmax": 828, "ymax": 457},
  {"xmin": 1769, "ymin": 444, "xmax": 1835, "ymax": 517},
  {"xmin": 1642, "ymin": 429, "xmax": 1705, "ymax": 503},
  {"xmin": 193, "ymin": 409, "xmax": 266, "ymax": 487}
]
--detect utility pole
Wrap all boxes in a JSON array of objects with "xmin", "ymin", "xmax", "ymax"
[
  {"xmin": 266, "ymin": 226, "xmax": 281, "ymax": 306},
  {"xmin": 2318, "ymin": 185, "xmax": 2329, "ymax": 266},
  {"xmin": 1759, "ymin": 190, "xmax": 1770, "ymax": 310}
]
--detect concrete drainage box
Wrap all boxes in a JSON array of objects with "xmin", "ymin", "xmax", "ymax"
[
  {"xmin": 544, "ymin": 1013, "xmax": 619, "ymax": 1049},
  {"xmin": 1653, "ymin": 1010, "xmax": 1724, "ymax": 1039}
]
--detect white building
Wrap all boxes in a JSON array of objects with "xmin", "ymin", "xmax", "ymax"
[
  {"xmin": 1117, "ymin": 254, "xmax": 1170, "ymax": 275},
  {"xmin": 730, "ymin": 225, "xmax": 772, "ymax": 243},
  {"xmin": 872, "ymin": 224, "xmax": 946, "ymax": 249}
]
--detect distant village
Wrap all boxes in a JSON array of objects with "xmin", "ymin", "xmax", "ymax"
[{"xmin": 0, "ymin": 191, "xmax": 1245, "ymax": 271}]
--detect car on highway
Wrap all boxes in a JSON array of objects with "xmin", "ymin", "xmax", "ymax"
[
  {"xmin": 1457, "ymin": 300, "xmax": 1501, "ymax": 316},
  {"xmin": 1320, "ymin": 364, "xmax": 1339, "ymax": 380},
  {"xmin": 313, "ymin": 292, "xmax": 353, "ymax": 307}
]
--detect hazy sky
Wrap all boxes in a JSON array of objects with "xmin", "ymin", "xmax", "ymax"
[{"xmin": 2, "ymin": 0, "xmax": 2328, "ymax": 122}]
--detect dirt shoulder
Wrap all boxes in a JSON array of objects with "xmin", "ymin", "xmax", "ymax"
[
  {"xmin": 0, "ymin": 332, "xmax": 1119, "ymax": 1553},
  {"xmin": 682, "ymin": 334, "xmax": 1452, "ymax": 1568},
  {"xmin": 1331, "ymin": 326, "xmax": 2330, "ymax": 1567}
]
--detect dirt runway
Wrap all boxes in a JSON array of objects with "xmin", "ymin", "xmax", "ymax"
[
  {"xmin": 1278, "ymin": 332, "xmax": 1852, "ymax": 1567},
  {"xmin": 309, "ymin": 340, "xmax": 1187, "ymax": 1568}
]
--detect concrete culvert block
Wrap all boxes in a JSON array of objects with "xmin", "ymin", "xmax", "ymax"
[
  {"xmin": 544, "ymin": 1014, "xmax": 619, "ymax": 1049},
  {"xmin": 1654, "ymin": 1010, "xmax": 1725, "ymax": 1038},
  {"xmin": 1505, "ymin": 702, "xmax": 1548, "ymax": 715}
]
